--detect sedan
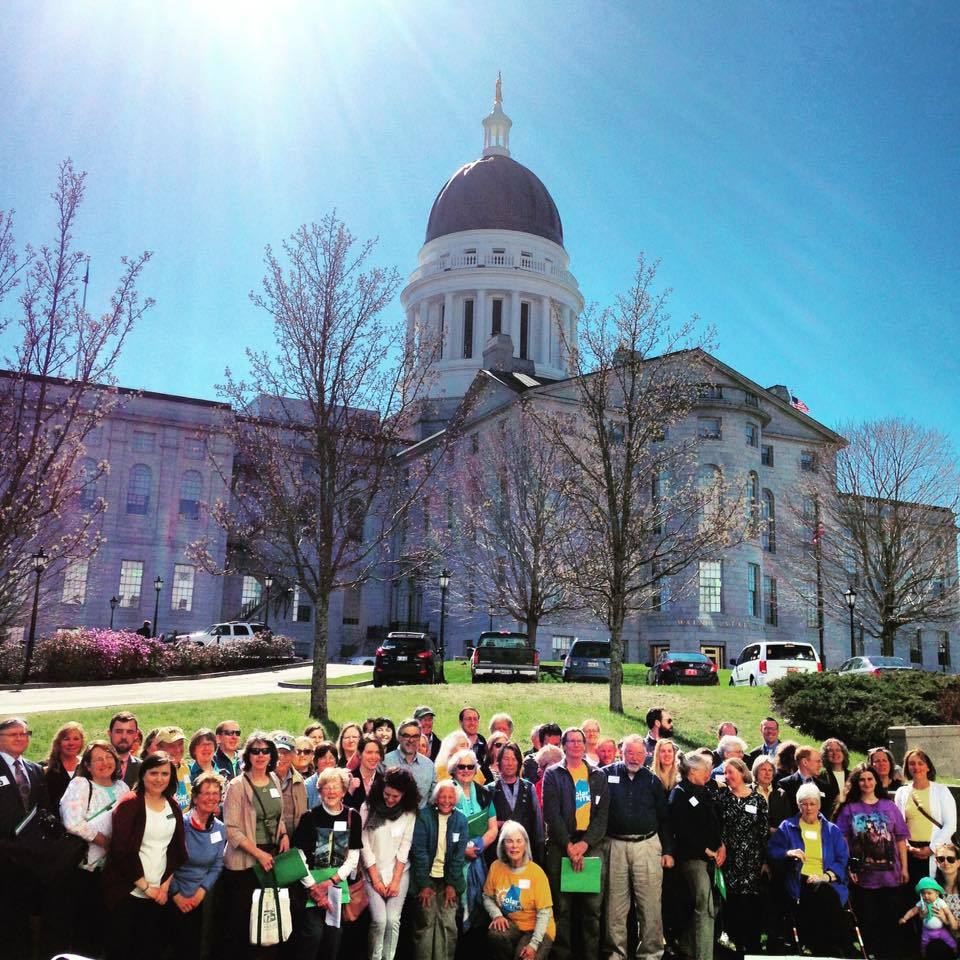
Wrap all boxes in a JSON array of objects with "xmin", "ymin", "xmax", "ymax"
[
  {"xmin": 648, "ymin": 651, "xmax": 719, "ymax": 686},
  {"xmin": 836, "ymin": 655, "xmax": 915, "ymax": 677}
]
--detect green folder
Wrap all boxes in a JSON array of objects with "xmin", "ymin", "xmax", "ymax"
[
  {"xmin": 467, "ymin": 810, "xmax": 489, "ymax": 838},
  {"xmin": 305, "ymin": 867, "xmax": 351, "ymax": 909},
  {"xmin": 560, "ymin": 856, "xmax": 602, "ymax": 894}
]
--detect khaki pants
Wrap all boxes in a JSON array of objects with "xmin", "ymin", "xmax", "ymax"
[
  {"xmin": 605, "ymin": 836, "xmax": 664, "ymax": 960},
  {"xmin": 414, "ymin": 878, "xmax": 459, "ymax": 960},
  {"xmin": 678, "ymin": 860, "xmax": 715, "ymax": 960}
]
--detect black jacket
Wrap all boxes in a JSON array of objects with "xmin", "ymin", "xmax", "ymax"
[
  {"xmin": 668, "ymin": 779, "xmax": 721, "ymax": 863},
  {"xmin": 541, "ymin": 761, "xmax": 609, "ymax": 849},
  {"xmin": 488, "ymin": 777, "xmax": 544, "ymax": 865},
  {"xmin": 0, "ymin": 755, "xmax": 51, "ymax": 840},
  {"xmin": 777, "ymin": 771, "xmax": 840, "ymax": 818}
]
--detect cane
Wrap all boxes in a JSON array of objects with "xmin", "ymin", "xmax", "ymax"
[{"xmin": 844, "ymin": 893, "xmax": 869, "ymax": 960}]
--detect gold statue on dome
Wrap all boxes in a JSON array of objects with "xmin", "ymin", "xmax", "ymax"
[{"xmin": 495, "ymin": 71, "xmax": 502, "ymax": 105}]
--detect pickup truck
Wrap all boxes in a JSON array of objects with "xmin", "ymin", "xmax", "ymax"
[{"xmin": 470, "ymin": 630, "xmax": 539, "ymax": 683}]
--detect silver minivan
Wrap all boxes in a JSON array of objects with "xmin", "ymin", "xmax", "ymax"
[{"xmin": 729, "ymin": 641, "xmax": 821, "ymax": 686}]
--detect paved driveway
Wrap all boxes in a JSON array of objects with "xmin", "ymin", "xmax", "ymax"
[{"xmin": 0, "ymin": 663, "xmax": 367, "ymax": 714}]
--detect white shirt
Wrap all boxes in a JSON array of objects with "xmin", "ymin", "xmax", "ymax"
[
  {"xmin": 60, "ymin": 777, "xmax": 132, "ymax": 868},
  {"xmin": 132, "ymin": 803, "xmax": 176, "ymax": 897},
  {"xmin": 361, "ymin": 809, "xmax": 416, "ymax": 875}
]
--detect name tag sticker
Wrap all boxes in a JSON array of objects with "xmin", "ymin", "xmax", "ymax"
[
  {"xmin": 608, "ymin": 776, "xmax": 620, "ymax": 784},
  {"xmin": 744, "ymin": 804, "xmax": 757, "ymax": 815},
  {"xmin": 209, "ymin": 830, "xmax": 222, "ymax": 843},
  {"xmin": 595, "ymin": 795, "xmax": 601, "ymax": 805},
  {"xmin": 334, "ymin": 821, "xmax": 347, "ymax": 832},
  {"xmin": 819, "ymin": 791, "xmax": 826, "ymax": 798},
  {"xmin": 689, "ymin": 796, "xmax": 699, "ymax": 807},
  {"xmin": 0, "ymin": 776, "xmax": 9, "ymax": 786},
  {"xmin": 519, "ymin": 879, "xmax": 531, "ymax": 889},
  {"xmin": 270, "ymin": 788, "xmax": 281, "ymax": 799},
  {"xmin": 804, "ymin": 830, "xmax": 817, "ymax": 840},
  {"xmin": 452, "ymin": 832, "xmax": 460, "ymax": 842}
]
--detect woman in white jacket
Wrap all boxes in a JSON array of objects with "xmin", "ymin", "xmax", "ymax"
[
  {"xmin": 894, "ymin": 748, "xmax": 957, "ymax": 885},
  {"xmin": 362, "ymin": 766, "xmax": 420, "ymax": 960}
]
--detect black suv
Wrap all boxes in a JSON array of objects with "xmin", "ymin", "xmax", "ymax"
[{"xmin": 373, "ymin": 631, "xmax": 439, "ymax": 687}]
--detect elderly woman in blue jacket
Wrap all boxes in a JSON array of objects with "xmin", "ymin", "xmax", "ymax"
[
  {"xmin": 411, "ymin": 779, "xmax": 470, "ymax": 960},
  {"xmin": 768, "ymin": 781, "xmax": 851, "ymax": 957}
]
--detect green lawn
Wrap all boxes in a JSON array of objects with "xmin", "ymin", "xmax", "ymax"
[{"xmin": 20, "ymin": 669, "xmax": 837, "ymax": 764}]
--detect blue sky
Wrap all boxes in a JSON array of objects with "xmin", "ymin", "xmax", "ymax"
[{"xmin": 2, "ymin": 1, "xmax": 958, "ymax": 446}]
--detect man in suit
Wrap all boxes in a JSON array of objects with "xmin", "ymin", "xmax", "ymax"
[
  {"xmin": 0, "ymin": 716, "xmax": 52, "ymax": 959},
  {"xmin": 777, "ymin": 744, "xmax": 840, "ymax": 816},
  {"xmin": 109, "ymin": 710, "xmax": 141, "ymax": 787},
  {"xmin": 747, "ymin": 717, "xmax": 781, "ymax": 767}
]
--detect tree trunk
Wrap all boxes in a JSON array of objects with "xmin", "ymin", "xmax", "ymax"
[
  {"xmin": 310, "ymin": 594, "xmax": 330, "ymax": 720},
  {"xmin": 881, "ymin": 626, "xmax": 895, "ymax": 658},
  {"xmin": 609, "ymin": 618, "xmax": 624, "ymax": 714},
  {"xmin": 526, "ymin": 615, "xmax": 539, "ymax": 653}
]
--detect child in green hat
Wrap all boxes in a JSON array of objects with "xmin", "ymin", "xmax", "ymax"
[{"xmin": 899, "ymin": 876, "xmax": 957, "ymax": 955}]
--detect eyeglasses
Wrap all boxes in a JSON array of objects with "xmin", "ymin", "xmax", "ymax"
[
  {"xmin": 0, "ymin": 729, "xmax": 31, "ymax": 737},
  {"xmin": 456, "ymin": 764, "xmax": 476, "ymax": 771},
  {"xmin": 295, "ymin": 749, "xmax": 314, "ymax": 755},
  {"xmin": 937, "ymin": 856, "xmax": 958, "ymax": 864},
  {"xmin": 222, "ymin": 730, "xmax": 241, "ymax": 737},
  {"xmin": 248, "ymin": 747, "xmax": 272, "ymax": 756},
  {"xmin": 400, "ymin": 733, "xmax": 420, "ymax": 739}
]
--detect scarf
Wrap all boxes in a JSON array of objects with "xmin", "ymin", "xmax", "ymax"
[{"xmin": 365, "ymin": 793, "xmax": 406, "ymax": 832}]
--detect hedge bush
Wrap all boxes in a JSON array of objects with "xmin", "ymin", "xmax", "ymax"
[
  {"xmin": 769, "ymin": 670, "xmax": 960, "ymax": 751},
  {"xmin": 0, "ymin": 629, "xmax": 296, "ymax": 683}
]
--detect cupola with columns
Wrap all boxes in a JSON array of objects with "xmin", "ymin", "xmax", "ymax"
[{"xmin": 400, "ymin": 76, "xmax": 583, "ymax": 402}]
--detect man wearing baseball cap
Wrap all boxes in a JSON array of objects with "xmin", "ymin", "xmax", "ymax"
[
  {"xmin": 270, "ymin": 730, "xmax": 307, "ymax": 835},
  {"xmin": 154, "ymin": 726, "xmax": 191, "ymax": 811},
  {"xmin": 414, "ymin": 705, "xmax": 440, "ymax": 761}
]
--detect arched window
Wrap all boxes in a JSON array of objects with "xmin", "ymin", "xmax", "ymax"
[
  {"xmin": 762, "ymin": 489, "xmax": 776, "ymax": 553},
  {"xmin": 126, "ymin": 464, "xmax": 151, "ymax": 516},
  {"xmin": 179, "ymin": 470, "xmax": 203, "ymax": 520},
  {"xmin": 78, "ymin": 457, "xmax": 98, "ymax": 510},
  {"xmin": 698, "ymin": 464, "xmax": 722, "ymax": 523}
]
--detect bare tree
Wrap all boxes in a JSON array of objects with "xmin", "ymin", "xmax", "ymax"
[
  {"xmin": 194, "ymin": 213, "xmax": 447, "ymax": 719},
  {"xmin": 0, "ymin": 161, "xmax": 152, "ymax": 630},
  {"xmin": 432, "ymin": 404, "xmax": 581, "ymax": 647},
  {"xmin": 538, "ymin": 256, "xmax": 744, "ymax": 713},
  {"xmin": 786, "ymin": 418, "xmax": 960, "ymax": 657}
]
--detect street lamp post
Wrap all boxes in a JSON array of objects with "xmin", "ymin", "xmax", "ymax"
[
  {"xmin": 438, "ymin": 569, "xmax": 450, "ymax": 684},
  {"xmin": 109, "ymin": 595, "xmax": 119, "ymax": 629},
  {"xmin": 20, "ymin": 548, "xmax": 48, "ymax": 687},
  {"xmin": 264, "ymin": 576, "xmax": 273, "ymax": 629},
  {"xmin": 153, "ymin": 576, "xmax": 163, "ymax": 638},
  {"xmin": 487, "ymin": 604, "xmax": 494, "ymax": 632},
  {"xmin": 844, "ymin": 588, "xmax": 857, "ymax": 659}
]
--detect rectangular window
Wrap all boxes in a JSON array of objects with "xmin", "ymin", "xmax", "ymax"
[
  {"xmin": 61, "ymin": 559, "xmax": 88, "ymax": 605},
  {"xmin": 241, "ymin": 575, "xmax": 262, "ymax": 609},
  {"xmin": 801, "ymin": 450, "xmax": 818, "ymax": 472},
  {"xmin": 699, "ymin": 561, "xmax": 722, "ymax": 613},
  {"xmin": 698, "ymin": 417, "xmax": 722, "ymax": 440},
  {"xmin": 171, "ymin": 564, "xmax": 195, "ymax": 611},
  {"xmin": 342, "ymin": 585, "xmax": 361, "ymax": 626},
  {"xmin": 296, "ymin": 605, "xmax": 311, "ymax": 622},
  {"xmin": 910, "ymin": 629, "xmax": 923, "ymax": 665},
  {"xmin": 519, "ymin": 301, "xmax": 530, "ymax": 359},
  {"xmin": 131, "ymin": 430, "xmax": 155, "ymax": 453},
  {"xmin": 184, "ymin": 437, "xmax": 205, "ymax": 460},
  {"xmin": 761, "ymin": 444, "xmax": 774, "ymax": 467},
  {"xmin": 520, "ymin": 250, "xmax": 533, "ymax": 268},
  {"xmin": 744, "ymin": 392, "xmax": 759, "ymax": 408},
  {"xmin": 463, "ymin": 247, "xmax": 477, "ymax": 265},
  {"xmin": 764, "ymin": 576, "xmax": 778, "ymax": 626},
  {"xmin": 492, "ymin": 298, "xmax": 503, "ymax": 336},
  {"xmin": 439, "ymin": 303, "xmax": 445, "ymax": 359},
  {"xmin": 747, "ymin": 563, "xmax": 760, "ymax": 617},
  {"xmin": 940, "ymin": 631, "xmax": 951, "ymax": 668},
  {"xmin": 552, "ymin": 635, "xmax": 574, "ymax": 658},
  {"xmin": 698, "ymin": 384, "xmax": 724, "ymax": 400},
  {"xmin": 746, "ymin": 423, "xmax": 759, "ymax": 447},
  {"xmin": 463, "ymin": 299, "xmax": 474, "ymax": 359},
  {"xmin": 118, "ymin": 560, "xmax": 144, "ymax": 608}
]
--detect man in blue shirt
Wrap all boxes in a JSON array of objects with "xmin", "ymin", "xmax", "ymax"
[
  {"xmin": 604, "ymin": 733, "xmax": 673, "ymax": 960},
  {"xmin": 382, "ymin": 717, "xmax": 436, "ymax": 808}
]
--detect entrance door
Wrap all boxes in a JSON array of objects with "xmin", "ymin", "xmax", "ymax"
[
  {"xmin": 700, "ymin": 643, "xmax": 725, "ymax": 669},
  {"xmin": 650, "ymin": 643, "xmax": 670, "ymax": 665}
]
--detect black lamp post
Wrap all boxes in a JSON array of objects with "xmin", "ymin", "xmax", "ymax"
[
  {"xmin": 20, "ymin": 548, "xmax": 48, "ymax": 687},
  {"xmin": 438, "ymin": 569, "xmax": 450, "ymax": 684},
  {"xmin": 844, "ymin": 587, "xmax": 857, "ymax": 659},
  {"xmin": 487, "ymin": 604, "xmax": 495, "ymax": 632},
  {"xmin": 109, "ymin": 595, "xmax": 118, "ymax": 629},
  {"xmin": 153, "ymin": 576, "xmax": 163, "ymax": 638},
  {"xmin": 264, "ymin": 576, "xmax": 273, "ymax": 629}
]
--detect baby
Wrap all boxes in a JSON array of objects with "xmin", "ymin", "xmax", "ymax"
[{"xmin": 900, "ymin": 877, "xmax": 958, "ymax": 956}]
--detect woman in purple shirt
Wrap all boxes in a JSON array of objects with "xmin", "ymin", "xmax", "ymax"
[{"xmin": 834, "ymin": 763, "xmax": 910, "ymax": 960}]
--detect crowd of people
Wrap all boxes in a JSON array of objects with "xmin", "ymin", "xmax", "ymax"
[{"xmin": 1, "ymin": 704, "xmax": 958, "ymax": 960}]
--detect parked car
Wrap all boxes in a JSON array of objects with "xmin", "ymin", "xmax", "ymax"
[
  {"xmin": 836, "ymin": 655, "xmax": 915, "ymax": 676},
  {"xmin": 648, "ymin": 650, "xmax": 719, "ymax": 686},
  {"xmin": 562, "ymin": 639, "xmax": 611, "ymax": 682},
  {"xmin": 729, "ymin": 640, "xmax": 822, "ymax": 686},
  {"xmin": 470, "ymin": 631, "xmax": 539, "ymax": 683},
  {"xmin": 373, "ymin": 631, "xmax": 440, "ymax": 687},
  {"xmin": 183, "ymin": 621, "xmax": 268, "ymax": 647}
]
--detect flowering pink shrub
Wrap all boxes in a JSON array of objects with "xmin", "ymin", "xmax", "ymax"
[{"xmin": 0, "ymin": 630, "xmax": 296, "ymax": 683}]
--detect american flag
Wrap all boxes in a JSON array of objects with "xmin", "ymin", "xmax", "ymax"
[{"xmin": 790, "ymin": 395, "xmax": 810, "ymax": 413}]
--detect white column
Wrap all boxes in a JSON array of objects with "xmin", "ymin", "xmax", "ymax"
[
  {"xmin": 509, "ymin": 290, "xmax": 520, "ymax": 355},
  {"xmin": 540, "ymin": 296, "xmax": 551, "ymax": 364},
  {"xmin": 443, "ymin": 292, "xmax": 454, "ymax": 361},
  {"xmin": 475, "ymin": 289, "xmax": 486, "ymax": 359}
]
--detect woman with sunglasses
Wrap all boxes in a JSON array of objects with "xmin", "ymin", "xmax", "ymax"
[
  {"xmin": 220, "ymin": 731, "xmax": 291, "ymax": 958},
  {"xmin": 834, "ymin": 763, "xmax": 910, "ymax": 959},
  {"xmin": 931, "ymin": 841, "xmax": 960, "ymax": 957},
  {"xmin": 293, "ymin": 736, "xmax": 316, "ymax": 777}
]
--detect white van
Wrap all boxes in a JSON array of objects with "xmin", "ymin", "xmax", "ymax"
[{"xmin": 729, "ymin": 641, "xmax": 821, "ymax": 686}]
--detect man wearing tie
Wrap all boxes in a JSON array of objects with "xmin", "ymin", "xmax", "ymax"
[{"xmin": 0, "ymin": 716, "xmax": 51, "ymax": 959}]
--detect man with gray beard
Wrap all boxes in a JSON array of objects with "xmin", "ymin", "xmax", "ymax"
[{"xmin": 603, "ymin": 733, "xmax": 674, "ymax": 960}]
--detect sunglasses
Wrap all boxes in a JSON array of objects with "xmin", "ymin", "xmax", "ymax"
[
  {"xmin": 248, "ymin": 747, "xmax": 272, "ymax": 756},
  {"xmin": 295, "ymin": 749, "xmax": 314, "ymax": 755},
  {"xmin": 222, "ymin": 730, "xmax": 241, "ymax": 737},
  {"xmin": 456, "ymin": 764, "xmax": 477, "ymax": 771},
  {"xmin": 937, "ymin": 856, "xmax": 958, "ymax": 864}
]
